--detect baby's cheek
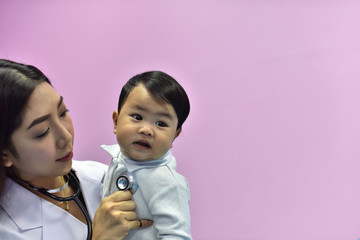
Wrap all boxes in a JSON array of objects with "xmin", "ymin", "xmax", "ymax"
[{"xmin": 158, "ymin": 142, "xmax": 172, "ymax": 155}]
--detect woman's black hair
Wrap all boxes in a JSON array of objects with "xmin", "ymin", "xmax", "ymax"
[
  {"xmin": 0, "ymin": 59, "xmax": 52, "ymax": 197},
  {"xmin": 118, "ymin": 71, "xmax": 190, "ymax": 131}
]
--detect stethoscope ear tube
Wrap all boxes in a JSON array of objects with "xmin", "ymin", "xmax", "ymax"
[{"xmin": 116, "ymin": 171, "xmax": 138, "ymax": 194}]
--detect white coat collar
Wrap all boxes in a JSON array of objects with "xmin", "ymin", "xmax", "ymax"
[
  {"xmin": 1, "ymin": 160, "xmax": 105, "ymax": 231},
  {"xmin": 1, "ymin": 177, "xmax": 42, "ymax": 230}
]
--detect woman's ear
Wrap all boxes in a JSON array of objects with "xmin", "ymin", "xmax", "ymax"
[
  {"xmin": 112, "ymin": 111, "xmax": 119, "ymax": 135},
  {"xmin": 1, "ymin": 150, "xmax": 13, "ymax": 168}
]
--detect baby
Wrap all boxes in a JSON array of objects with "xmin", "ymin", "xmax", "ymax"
[{"xmin": 102, "ymin": 71, "xmax": 192, "ymax": 239}]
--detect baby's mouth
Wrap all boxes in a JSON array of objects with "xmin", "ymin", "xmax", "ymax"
[{"xmin": 134, "ymin": 141, "xmax": 151, "ymax": 149}]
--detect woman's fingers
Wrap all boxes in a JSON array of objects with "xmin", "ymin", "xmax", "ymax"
[
  {"xmin": 113, "ymin": 199, "xmax": 136, "ymax": 212},
  {"xmin": 120, "ymin": 211, "xmax": 137, "ymax": 221},
  {"xmin": 101, "ymin": 191, "xmax": 136, "ymax": 212},
  {"xmin": 105, "ymin": 191, "xmax": 153, "ymax": 229},
  {"xmin": 106, "ymin": 190, "xmax": 132, "ymax": 202},
  {"xmin": 128, "ymin": 219, "xmax": 153, "ymax": 230},
  {"xmin": 92, "ymin": 191, "xmax": 153, "ymax": 239},
  {"xmin": 139, "ymin": 219, "xmax": 153, "ymax": 228}
]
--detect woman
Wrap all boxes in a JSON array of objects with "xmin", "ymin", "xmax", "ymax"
[{"xmin": 0, "ymin": 59, "xmax": 151, "ymax": 240}]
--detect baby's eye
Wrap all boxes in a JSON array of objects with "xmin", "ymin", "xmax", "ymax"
[
  {"xmin": 156, "ymin": 121, "xmax": 167, "ymax": 127},
  {"xmin": 60, "ymin": 109, "xmax": 69, "ymax": 118},
  {"xmin": 131, "ymin": 114, "xmax": 142, "ymax": 120}
]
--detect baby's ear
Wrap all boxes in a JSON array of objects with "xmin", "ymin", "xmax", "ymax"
[
  {"xmin": 175, "ymin": 129, "xmax": 182, "ymax": 139},
  {"xmin": 171, "ymin": 129, "xmax": 182, "ymax": 148},
  {"xmin": 1, "ymin": 150, "xmax": 13, "ymax": 168},
  {"xmin": 112, "ymin": 111, "xmax": 119, "ymax": 134}
]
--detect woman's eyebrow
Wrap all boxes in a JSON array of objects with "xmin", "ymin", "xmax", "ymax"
[
  {"xmin": 57, "ymin": 96, "xmax": 63, "ymax": 109},
  {"xmin": 27, "ymin": 96, "xmax": 63, "ymax": 130}
]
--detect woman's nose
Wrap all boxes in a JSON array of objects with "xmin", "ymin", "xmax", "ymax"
[{"xmin": 57, "ymin": 122, "xmax": 73, "ymax": 149}]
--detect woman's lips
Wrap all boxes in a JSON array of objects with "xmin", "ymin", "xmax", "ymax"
[{"xmin": 57, "ymin": 152, "xmax": 73, "ymax": 162}]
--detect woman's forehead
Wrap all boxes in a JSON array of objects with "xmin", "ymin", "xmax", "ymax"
[{"xmin": 21, "ymin": 82, "xmax": 60, "ymax": 123}]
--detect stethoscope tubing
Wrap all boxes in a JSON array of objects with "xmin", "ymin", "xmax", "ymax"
[{"xmin": 22, "ymin": 171, "xmax": 92, "ymax": 240}]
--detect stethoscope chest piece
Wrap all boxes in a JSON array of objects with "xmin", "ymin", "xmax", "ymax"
[{"xmin": 116, "ymin": 171, "xmax": 138, "ymax": 194}]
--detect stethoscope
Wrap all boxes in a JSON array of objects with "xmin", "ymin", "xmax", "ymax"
[
  {"xmin": 116, "ymin": 171, "xmax": 138, "ymax": 194},
  {"xmin": 11, "ymin": 171, "xmax": 93, "ymax": 240},
  {"xmin": 12, "ymin": 171, "xmax": 138, "ymax": 240}
]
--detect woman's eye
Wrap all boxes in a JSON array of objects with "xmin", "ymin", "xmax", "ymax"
[
  {"xmin": 36, "ymin": 128, "xmax": 50, "ymax": 139},
  {"xmin": 156, "ymin": 121, "xmax": 167, "ymax": 127},
  {"xmin": 132, "ymin": 114, "xmax": 142, "ymax": 120},
  {"xmin": 60, "ymin": 109, "xmax": 69, "ymax": 118}
]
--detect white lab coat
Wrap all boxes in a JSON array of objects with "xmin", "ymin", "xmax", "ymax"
[{"xmin": 0, "ymin": 160, "xmax": 107, "ymax": 240}]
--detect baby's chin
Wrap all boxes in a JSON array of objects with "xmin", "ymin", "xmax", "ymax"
[
  {"xmin": 123, "ymin": 152, "xmax": 163, "ymax": 162},
  {"xmin": 121, "ymin": 146, "xmax": 169, "ymax": 162}
]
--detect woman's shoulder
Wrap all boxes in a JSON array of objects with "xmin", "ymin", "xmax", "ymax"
[
  {"xmin": 72, "ymin": 159, "xmax": 107, "ymax": 169},
  {"xmin": 72, "ymin": 160, "xmax": 108, "ymax": 182}
]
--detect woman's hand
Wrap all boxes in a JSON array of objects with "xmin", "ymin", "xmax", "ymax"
[{"xmin": 92, "ymin": 191, "xmax": 152, "ymax": 240}]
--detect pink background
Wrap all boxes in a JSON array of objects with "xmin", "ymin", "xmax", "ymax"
[{"xmin": 1, "ymin": 1, "xmax": 360, "ymax": 239}]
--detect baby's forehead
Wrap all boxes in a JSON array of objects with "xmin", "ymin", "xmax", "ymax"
[
  {"xmin": 130, "ymin": 83, "xmax": 169, "ymax": 104},
  {"xmin": 125, "ymin": 86, "xmax": 175, "ymax": 111}
]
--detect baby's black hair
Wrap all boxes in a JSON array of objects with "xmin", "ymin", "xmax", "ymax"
[{"xmin": 118, "ymin": 71, "xmax": 190, "ymax": 130}]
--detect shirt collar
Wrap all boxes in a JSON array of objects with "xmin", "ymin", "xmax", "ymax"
[{"xmin": 101, "ymin": 144, "xmax": 174, "ymax": 172}]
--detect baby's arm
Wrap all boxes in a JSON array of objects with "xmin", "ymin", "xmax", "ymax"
[
  {"xmin": 137, "ymin": 166, "xmax": 192, "ymax": 240},
  {"xmin": 148, "ymin": 182, "xmax": 192, "ymax": 239}
]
